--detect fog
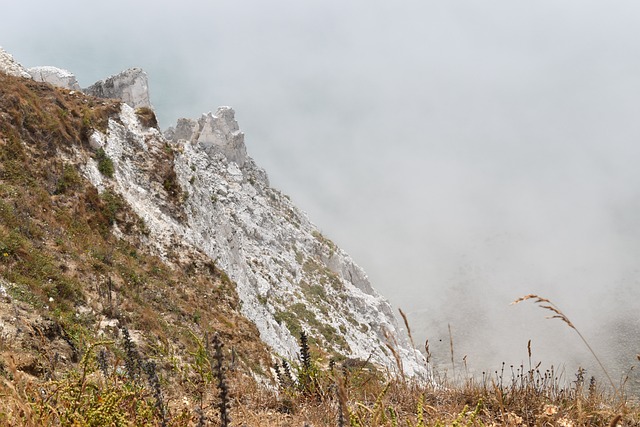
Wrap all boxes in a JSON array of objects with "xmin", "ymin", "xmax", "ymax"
[{"xmin": 3, "ymin": 1, "xmax": 640, "ymax": 387}]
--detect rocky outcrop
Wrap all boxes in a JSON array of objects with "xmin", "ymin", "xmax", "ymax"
[
  {"xmin": 165, "ymin": 107, "xmax": 248, "ymax": 168},
  {"xmin": 28, "ymin": 66, "xmax": 81, "ymax": 90},
  {"xmin": 0, "ymin": 47, "xmax": 31, "ymax": 79},
  {"xmin": 83, "ymin": 102, "xmax": 426, "ymax": 377},
  {"xmin": 1, "ymin": 44, "xmax": 426, "ymax": 377},
  {"xmin": 84, "ymin": 68, "xmax": 151, "ymax": 110}
]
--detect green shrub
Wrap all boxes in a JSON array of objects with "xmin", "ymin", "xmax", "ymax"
[{"xmin": 95, "ymin": 148, "xmax": 114, "ymax": 178}]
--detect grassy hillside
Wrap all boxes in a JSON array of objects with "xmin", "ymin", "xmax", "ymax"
[
  {"xmin": 0, "ymin": 72, "xmax": 638, "ymax": 426},
  {"xmin": 0, "ymin": 72, "xmax": 272, "ymax": 424}
]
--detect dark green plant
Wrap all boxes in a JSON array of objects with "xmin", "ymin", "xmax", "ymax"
[
  {"xmin": 95, "ymin": 147, "xmax": 114, "ymax": 178},
  {"xmin": 282, "ymin": 360, "xmax": 295, "ymax": 388},
  {"xmin": 121, "ymin": 327, "xmax": 141, "ymax": 384},
  {"xmin": 300, "ymin": 330, "xmax": 311, "ymax": 373},
  {"xmin": 275, "ymin": 360, "xmax": 296, "ymax": 392},
  {"xmin": 97, "ymin": 348, "xmax": 109, "ymax": 377},
  {"xmin": 298, "ymin": 330, "xmax": 313, "ymax": 394},
  {"xmin": 212, "ymin": 333, "xmax": 231, "ymax": 427},
  {"xmin": 274, "ymin": 362, "xmax": 285, "ymax": 388},
  {"xmin": 144, "ymin": 360, "xmax": 167, "ymax": 427}
]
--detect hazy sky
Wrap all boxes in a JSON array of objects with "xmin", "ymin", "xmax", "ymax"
[{"xmin": 3, "ymin": 1, "xmax": 640, "ymax": 380}]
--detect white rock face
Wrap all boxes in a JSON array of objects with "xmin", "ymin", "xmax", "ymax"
[
  {"xmin": 28, "ymin": 66, "xmax": 81, "ymax": 90},
  {"xmin": 84, "ymin": 68, "xmax": 151, "ymax": 109},
  {"xmin": 82, "ymin": 102, "xmax": 427, "ymax": 378},
  {"xmin": 165, "ymin": 107, "xmax": 248, "ymax": 168},
  {"xmin": 0, "ymin": 45, "xmax": 428, "ymax": 377},
  {"xmin": 0, "ymin": 47, "xmax": 31, "ymax": 78}
]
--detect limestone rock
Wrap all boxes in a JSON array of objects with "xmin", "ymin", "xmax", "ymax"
[
  {"xmin": 1, "ymin": 47, "xmax": 429, "ymax": 379},
  {"xmin": 166, "ymin": 107, "xmax": 248, "ymax": 168},
  {"xmin": 0, "ymin": 47, "xmax": 31, "ymax": 78},
  {"xmin": 84, "ymin": 68, "xmax": 151, "ymax": 110},
  {"xmin": 82, "ymin": 103, "xmax": 427, "ymax": 378},
  {"xmin": 28, "ymin": 66, "xmax": 81, "ymax": 90},
  {"xmin": 164, "ymin": 118, "xmax": 199, "ymax": 142}
]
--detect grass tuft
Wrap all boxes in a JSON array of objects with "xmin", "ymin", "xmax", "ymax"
[{"xmin": 512, "ymin": 294, "xmax": 616, "ymax": 391}]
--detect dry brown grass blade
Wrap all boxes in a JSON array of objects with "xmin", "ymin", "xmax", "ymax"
[
  {"xmin": 609, "ymin": 414, "xmax": 622, "ymax": 427},
  {"xmin": 448, "ymin": 323, "xmax": 455, "ymax": 374},
  {"xmin": 425, "ymin": 339, "xmax": 432, "ymax": 365},
  {"xmin": 399, "ymin": 308, "xmax": 421, "ymax": 366},
  {"xmin": 512, "ymin": 294, "xmax": 616, "ymax": 392},
  {"xmin": 511, "ymin": 294, "xmax": 550, "ymax": 305},
  {"xmin": 383, "ymin": 328, "xmax": 405, "ymax": 382}
]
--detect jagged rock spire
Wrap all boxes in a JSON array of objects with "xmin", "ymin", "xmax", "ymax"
[{"xmin": 165, "ymin": 107, "xmax": 248, "ymax": 168}]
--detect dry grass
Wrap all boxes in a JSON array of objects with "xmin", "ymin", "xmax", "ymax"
[
  {"xmin": 512, "ymin": 294, "xmax": 616, "ymax": 392},
  {"xmin": 1, "ymin": 73, "xmax": 639, "ymax": 425},
  {"xmin": 6, "ymin": 320, "xmax": 634, "ymax": 426}
]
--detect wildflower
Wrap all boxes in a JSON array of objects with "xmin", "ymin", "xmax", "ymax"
[{"xmin": 543, "ymin": 404, "xmax": 558, "ymax": 416}]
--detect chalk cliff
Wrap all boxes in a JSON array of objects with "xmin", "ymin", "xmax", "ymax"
[{"xmin": 1, "ymin": 53, "xmax": 426, "ymax": 377}]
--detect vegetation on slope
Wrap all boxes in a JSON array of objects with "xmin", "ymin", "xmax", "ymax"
[
  {"xmin": 0, "ymin": 72, "xmax": 271, "ymax": 424},
  {"xmin": 0, "ymin": 73, "xmax": 638, "ymax": 426}
]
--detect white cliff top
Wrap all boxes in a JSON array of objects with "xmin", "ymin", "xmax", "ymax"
[
  {"xmin": 0, "ymin": 46, "xmax": 32, "ymax": 78},
  {"xmin": 28, "ymin": 66, "xmax": 81, "ymax": 90}
]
